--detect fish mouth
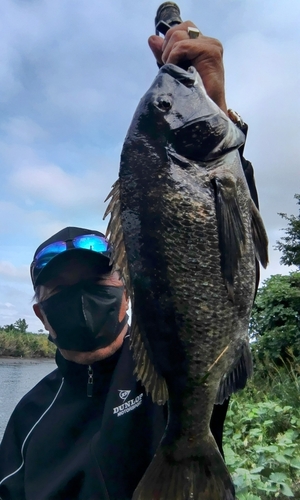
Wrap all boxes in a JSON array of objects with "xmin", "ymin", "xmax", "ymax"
[{"xmin": 159, "ymin": 63, "xmax": 198, "ymax": 86}]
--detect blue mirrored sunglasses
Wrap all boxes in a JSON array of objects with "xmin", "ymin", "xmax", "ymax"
[{"xmin": 33, "ymin": 234, "xmax": 110, "ymax": 271}]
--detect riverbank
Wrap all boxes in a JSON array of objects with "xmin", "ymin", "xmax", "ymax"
[{"xmin": 0, "ymin": 329, "xmax": 56, "ymax": 358}]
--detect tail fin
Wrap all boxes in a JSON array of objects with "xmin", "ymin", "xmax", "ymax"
[{"xmin": 132, "ymin": 438, "xmax": 235, "ymax": 500}]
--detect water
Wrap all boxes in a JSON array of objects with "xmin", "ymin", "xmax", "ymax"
[{"xmin": 0, "ymin": 358, "xmax": 56, "ymax": 440}]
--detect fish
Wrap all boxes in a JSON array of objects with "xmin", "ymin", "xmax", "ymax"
[{"xmin": 104, "ymin": 63, "xmax": 268, "ymax": 500}]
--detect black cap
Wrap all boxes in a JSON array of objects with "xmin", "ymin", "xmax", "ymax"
[{"xmin": 30, "ymin": 226, "xmax": 111, "ymax": 287}]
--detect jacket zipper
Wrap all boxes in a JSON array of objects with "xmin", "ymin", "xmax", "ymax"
[{"xmin": 87, "ymin": 365, "xmax": 94, "ymax": 398}]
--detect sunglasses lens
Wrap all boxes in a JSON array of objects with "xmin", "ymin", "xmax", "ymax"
[
  {"xmin": 33, "ymin": 235, "xmax": 110, "ymax": 278},
  {"xmin": 73, "ymin": 235, "xmax": 110, "ymax": 253},
  {"xmin": 35, "ymin": 241, "xmax": 67, "ymax": 269}
]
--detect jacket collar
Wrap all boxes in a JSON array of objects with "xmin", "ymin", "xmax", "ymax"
[{"xmin": 55, "ymin": 343, "xmax": 122, "ymax": 382}]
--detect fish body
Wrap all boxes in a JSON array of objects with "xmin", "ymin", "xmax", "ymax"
[{"xmin": 105, "ymin": 64, "xmax": 268, "ymax": 500}]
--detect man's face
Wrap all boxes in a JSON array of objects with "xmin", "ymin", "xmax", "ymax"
[{"xmin": 33, "ymin": 255, "xmax": 129, "ymax": 364}]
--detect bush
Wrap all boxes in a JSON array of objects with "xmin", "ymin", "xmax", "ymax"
[
  {"xmin": 0, "ymin": 330, "xmax": 56, "ymax": 358},
  {"xmin": 224, "ymin": 362, "xmax": 300, "ymax": 499},
  {"xmin": 250, "ymin": 272, "xmax": 300, "ymax": 364}
]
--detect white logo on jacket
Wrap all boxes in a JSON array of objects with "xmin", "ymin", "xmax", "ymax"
[
  {"xmin": 118, "ymin": 390, "xmax": 131, "ymax": 401},
  {"xmin": 113, "ymin": 392, "xmax": 143, "ymax": 417}
]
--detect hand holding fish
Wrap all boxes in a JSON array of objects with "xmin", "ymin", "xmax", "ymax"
[{"xmin": 148, "ymin": 21, "xmax": 227, "ymax": 114}]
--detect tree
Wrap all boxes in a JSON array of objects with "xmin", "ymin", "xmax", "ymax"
[
  {"xmin": 13, "ymin": 318, "xmax": 28, "ymax": 334},
  {"xmin": 275, "ymin": 193, "xmax": 300, "ymax": 269},
  {"xmin": 2, "ymin": 324, "xmax": 16, "ymax": 332},
  {"xmin": 250, "ymin": 272, "xmax": 300, "ymax": 363},
  {"xmin": 249, "ymin": 194, "xmax": 300, "ymax": 367}
]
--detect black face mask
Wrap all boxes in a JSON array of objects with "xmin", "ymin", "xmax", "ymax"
[{"xmin": 40, "ymin": 283, "xmax": 128, "ymax": 352}]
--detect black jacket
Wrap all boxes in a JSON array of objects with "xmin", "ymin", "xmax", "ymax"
[
  {"xmin": 0, "ymin": 335, "xmax": 231, "ymax": 500},
  {"xmin": 0, "ymin": 335, "xmax": 166, "ymax": 500}
]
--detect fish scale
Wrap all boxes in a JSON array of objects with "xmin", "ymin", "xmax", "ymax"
[{"xmin": 105, "ymin": 63, "xmax": 268, "ymax": 499}]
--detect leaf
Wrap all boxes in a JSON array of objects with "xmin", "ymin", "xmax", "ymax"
[
  {"xmin": 290, "ymin": 457, "xmax": 300, "ymax": 469},
  {"xmin": 275, "ymin": 454, "xmax": 289, "ymax": 464},
  {"xmin": 251, "ymin": 466, "xmax": 264, "ymax": 474},
  {"xmin": 223, "ymin": 445, "xmax": 239, "ymax": 467},
  {"xmin": 264, "ymin": 419, "xmax": 274, "ymax": 426},
  {"xmin": 280, "ymin": 483, "xmax": 294, "ymax": 497},
  {"xmin": 269, "ymin": 472, "xmax": 288, "ymax": 483}
]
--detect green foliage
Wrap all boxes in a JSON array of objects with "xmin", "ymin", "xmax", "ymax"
[
  {"xmin": 2, "ymin": 323, "xmax": 16, "ymax": 332},
  {"xmin": 224, "ymin": 366, "xmax": 300, "ymax": 499},
  {"xmin": 250, "ymin": 272, "xmax": 300, "ymax": 363},
  {"xmin": 13, "ymin": 318, "xmax": 28, "ymax": 333},
  {"xmin": 0, "ymin": 329, "xmax": 56, "ymax": 358},
  {"xmin": 2, "ymin": 318, "xmax": 29, "ymax": 334},
  {"xmin": 275, "ymin": 194, "xmax": 300, "ymax": 269}
]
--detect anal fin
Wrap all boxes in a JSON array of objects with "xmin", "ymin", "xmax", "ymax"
[{"xmin": 216, "ymin": 342, "xmax": 253, "ymax": 404}]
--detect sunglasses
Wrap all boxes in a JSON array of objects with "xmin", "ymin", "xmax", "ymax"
[{"xmin": 32, "ymin": 234, "xmax": 111, "ymax": 272}]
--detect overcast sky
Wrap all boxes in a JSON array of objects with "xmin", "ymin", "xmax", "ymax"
[{"xmin": 0, "ymin": 0, "xmax": 299, "ymax": 332}]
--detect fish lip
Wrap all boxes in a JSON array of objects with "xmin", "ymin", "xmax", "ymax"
[{"xmin": 159, "ymin": 63, "xmax": 197, "ymax": 85}]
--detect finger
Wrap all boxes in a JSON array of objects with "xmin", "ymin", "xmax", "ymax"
[
  {"xmin": 148, "ymin": 35, "xmax": 164, "ymax": 65},
  {"xmin": 165, "ymin": 38, "xmax": 222, "ymax": 66},
  {"xmin": 162, "ymin": 20, "xmax": 202, "ymax": 50},
  {"xmin": 161, "ymin": 23, "xmax": 207, "ymax": 65},
  {"xmin": 161, "ymin": 30, "xmax": 189, "ymax": 64}
]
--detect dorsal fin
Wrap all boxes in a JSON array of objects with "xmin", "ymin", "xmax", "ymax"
[{"xmin": 104, "ymin": 180, "xmax": 168, "ymax": 405}]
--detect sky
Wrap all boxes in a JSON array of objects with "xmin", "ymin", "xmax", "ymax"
[{"xmin": 0, "ymin": 0, "xmax": 299, "ymax": 332}]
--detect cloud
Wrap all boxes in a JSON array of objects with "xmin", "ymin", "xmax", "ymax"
[
  {"xmin": 10, "ymin": 161, "xmax": 115, "ymax": 211},
  {"xmin": 0, "ymin": 261, "xmax": 28, "ymax": 282},
  {"xmin": 0, "ymin": 117, "xmax": 48, "ymax": 144},
  {"xmin": 0, "ymin": 201, "xmax": 54, "ymax": 235}
]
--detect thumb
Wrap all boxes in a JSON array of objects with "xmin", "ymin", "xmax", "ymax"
[{"xmin": 148, "ymin": 35, "xmax": 164, "ymax": 65}]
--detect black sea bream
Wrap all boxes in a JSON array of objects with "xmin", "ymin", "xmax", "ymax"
[{"xmin": 105, "ymin": 64, "xmax": 268, "ymax": 500}]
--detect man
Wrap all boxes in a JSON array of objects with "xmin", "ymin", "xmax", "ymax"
[
  {"xmin": 0, "ymin": 21, "xmax": 258, "ymax": 500},
  {"xmin": 0, "ymin": 226, "xmax": 167, "ymax": 500}
]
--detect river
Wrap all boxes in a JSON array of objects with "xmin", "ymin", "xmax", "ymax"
[{"xmin": 0, "ymin": 358, "xmax": 56, "ymax": 440}]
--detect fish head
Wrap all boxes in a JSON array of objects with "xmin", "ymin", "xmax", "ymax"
[{"xmin": 127, "ymin": 64, "xmax": 245, "ymax": 162}]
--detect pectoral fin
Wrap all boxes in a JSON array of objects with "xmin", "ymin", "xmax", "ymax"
[
  {"xmin": 251, "ymin": 200, "xmax": 269, "ymax": 269},
  {"xmin": 212, "ymin": 176, "xmax": 246, "ymax": 299}
]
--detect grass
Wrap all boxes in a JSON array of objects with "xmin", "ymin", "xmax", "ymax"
[{"xmin": 0, "ymin": 329, "xmax": 56, "ymax": 358}]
